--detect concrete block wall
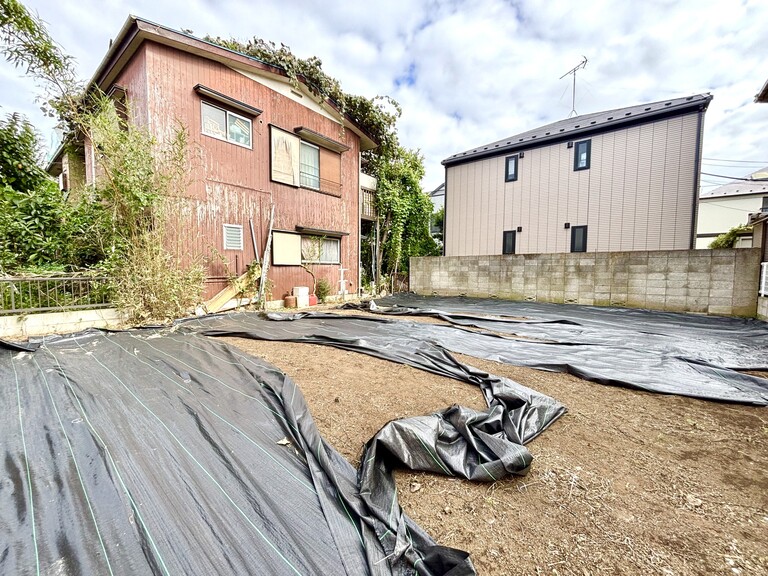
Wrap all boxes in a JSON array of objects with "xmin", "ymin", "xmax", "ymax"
[
  {"xmin": 758, "ymin": 297, "xmax": 768, "ymax": 322},
  {"xmin": 0, "ymin": 308, "xmax": 125, "ymax": 339},
  {"xmin": 410, "ymin": 248, "xmax": 762, "ymax": 317}
]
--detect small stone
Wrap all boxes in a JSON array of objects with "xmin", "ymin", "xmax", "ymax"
[
  {"xmin": 334, "ymin": 397, "xmax": 340, "ymax": 403},
  {"xmin": 410, "ymin": 482, "xmax": 422, "ymax": 493},
  {"xmin": 685, "ymin": 494, "xmax": 703, "ymax": 507}
]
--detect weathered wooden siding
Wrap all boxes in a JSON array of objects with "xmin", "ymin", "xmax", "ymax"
[
  {"xmin": 445, "ymin": 113, "xmax": 701, "ymax": 256},
  {"xmin": 114, "ymin": 41, "xmax": 360, "ymax": 299}
]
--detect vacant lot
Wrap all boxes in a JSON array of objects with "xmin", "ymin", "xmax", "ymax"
[{"xmin": 224, "ymin": 308, "xmax": 768, "ymax": 576}]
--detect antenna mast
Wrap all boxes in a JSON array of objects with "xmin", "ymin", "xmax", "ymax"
[{"xmin": 560, "ymin": 56, "xmax": 588, "ymax": 117}]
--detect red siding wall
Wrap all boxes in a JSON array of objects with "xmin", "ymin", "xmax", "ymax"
[{"xmin": 114, "ymin": 41, "xmax": 361, "ymax": 301}]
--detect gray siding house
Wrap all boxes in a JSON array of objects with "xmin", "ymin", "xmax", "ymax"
[{"xmin": 442, "ymin": 94, "xmax": 712, "ymax": 256}]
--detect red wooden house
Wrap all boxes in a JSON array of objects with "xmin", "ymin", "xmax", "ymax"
[{"xmin": 49, "ymin": 16, "xmax": 377, "ymax": 302}]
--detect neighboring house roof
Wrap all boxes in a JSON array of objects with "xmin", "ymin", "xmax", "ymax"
[
  {"xmin": 88, "ymin": 15, "xmax": 377, "ymax": 151},
  {"xmin": 429, "ymin": 183, "xmax": 445, "ymax": 198},
  {"xmin": 443, "ymin": 93, "xmax": 712, "ymax": 167},
  {"xmin": 700, "ymin": 167, "xmax": 768, "ymax": 199},
  {"xmin": 756, "ymin": 77, "xmax": 768, "ymax": 103}
]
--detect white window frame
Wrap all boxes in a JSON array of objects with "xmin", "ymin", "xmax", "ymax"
[
  {"xmin": 201, "ymin": 101, "xmax": 252, "ymax": 149},
  {"xmin": 223, "ymin": 224, "xmax": 244, "ymax": 250},
  {"xmin": 299, "ymin": 141, "xmax": 320, "ymax": 190},
  {"xmin": 301, "ymin": 235, "xmax": 340, "ymax": 264}
]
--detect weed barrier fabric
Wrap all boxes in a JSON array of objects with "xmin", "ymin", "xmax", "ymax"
[
  {"xmin": 341, "ymin": 296, "xmax": 768, "ymax": 405},
  {"xmin": 0, "ymin": 338, "xmax": 39, "ymax": 351},
  {"xmin": 1, "ymin": 317, "xmax": 565, "ymax": 576}
]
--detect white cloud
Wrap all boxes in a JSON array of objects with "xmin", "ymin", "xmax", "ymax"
[{"xmin": 2, "ymin": 0, "xmax": 767, "ymax": 189}]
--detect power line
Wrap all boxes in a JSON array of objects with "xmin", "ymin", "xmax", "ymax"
[
  {"xmin": 700, "ymin": 172, "xmax": 768, "ymax": 181},
  {"xmin": 702, "ymin": 162, "xmax": 768, "ymax": 169},
  {"xmin": 702, "ymin": 157, "xmax": 768, "ymax": 164},
  {"xmin": 699, "ymin": 201, "xmax": 764, "ymax": 212}
]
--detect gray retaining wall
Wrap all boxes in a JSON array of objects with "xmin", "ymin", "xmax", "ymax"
[
  {"xmin": 758, "ymin": 296, "xmax": 768, "ymax": 321},
  {"xmin": 410, "ymin": 248, "xmax": 761, "ymax": 317}
]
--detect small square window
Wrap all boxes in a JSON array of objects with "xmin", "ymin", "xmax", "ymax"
[
  {"xmin": 570, "ymin": 225, "xmax": 588, "ymax": 252},
  {"xmin": 223, "ymin": 224, "xmax": 243, "ymax": 250},
  {"xmin": 202, "ymin": 101, "xmax": 252, "ymax": 148},
  {"xmin": 505, "ymin": 155, "xmax": 519, "ymax": 182},
  {"xmin": 574, "ymin": 139, "xmax": 591, "ymax": 171},
  {"xmin": 502, "ymin": 230, "xmax": 516, "ymax": 254},
  {"xmin": 227, "ymin": 114, "xmax": 252, "ymax": 147}
]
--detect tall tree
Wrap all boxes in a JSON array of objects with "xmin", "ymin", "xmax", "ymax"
[
  {"xmin": 0, "ymin": 0, "xmax": 81, "ymax": 125},
  {"xmin": 0, "ymin": 0, "xmax": 68, "ymax": 75}
]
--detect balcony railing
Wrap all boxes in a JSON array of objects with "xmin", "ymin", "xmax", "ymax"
[
  {"xmin": 361, "ymin": 188, "xmax": 377, "ymax": 220},
  {"xmin": 299, "ymin": 171, "xmax": 342, "ymax": 196},
  {"xmin": 1, "ymin": 275, "xmax": 112, "ymax": 315}
]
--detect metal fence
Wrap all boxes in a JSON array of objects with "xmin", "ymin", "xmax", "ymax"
[
  {"xmin": 0, "ymin": 275, "xmax": 112, "ymax": 315},
  {"xmin": 760, "ymin": 262, "xmax": 768, "ymax": 297}
]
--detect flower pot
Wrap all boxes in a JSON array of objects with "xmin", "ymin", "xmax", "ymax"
[{"xmin": 284, "ymin": 295, "xmax": 297, "ymax": 308}]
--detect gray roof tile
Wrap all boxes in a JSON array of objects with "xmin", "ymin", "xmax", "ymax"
[
  {"xmin": 443, "ymin": 93, "xmax": 712, "ymax": 165},
  {"xmin": 700, "ymin": 167, "xmax": 768, "ymax": 199}
]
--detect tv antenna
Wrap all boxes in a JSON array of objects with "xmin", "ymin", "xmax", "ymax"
[{"xmin": 560, "ymin": 57, "xmax": 588, "ymax": 117}]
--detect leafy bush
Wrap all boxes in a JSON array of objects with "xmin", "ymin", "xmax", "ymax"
[
  {"xmin": 708, "ymin": 225, "xmax": 752, "ymax": 249},
  {"xmin": 0, "ymin": 113, "xmax": 107, "ymax": 271},
  {"xmin": 315, "ymin": 278, "xmax": 332, "ymax": 302},
  {"xmin": 104, "ymin": 229, "xmax": 205, "ymax": 325}
]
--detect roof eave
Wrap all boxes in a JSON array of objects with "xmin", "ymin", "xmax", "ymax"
[
  {"xmin": 755, "ymin": 78, "xmax": 768, "ymax": 103},
  {"xmin": 89, "ymin": 16, "xmax": 378, "ymax": 150},
  {"xmin": 442, "ymin": 97, "xmax": 712, "ymax": 167}
]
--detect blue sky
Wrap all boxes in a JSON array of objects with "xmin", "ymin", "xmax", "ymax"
[{"xmin": 2, "ymin": 0, "xmax": 767, "ymax": 191}]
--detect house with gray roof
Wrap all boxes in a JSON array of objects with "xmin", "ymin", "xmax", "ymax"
[
  {"xmin": 697, "ymin": 169, "xmax": 768, "ymax": 248},
  {"xmin": 441, "ymin": 94, "xmax": 712, "ymax": 256}
]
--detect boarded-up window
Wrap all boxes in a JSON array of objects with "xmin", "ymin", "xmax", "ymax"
[
  {"xmin": 271, "ymin": 126, "xmax": 300, "ymax": 186},
  {"xmin": 272, "ymin": 231, "xmax": 302, "ymax": 265},
  {"xmin": 319, "ymin": 148, "xmax": 342, "ymax": 196},
  {"xmin": 223, "ymin": 224, "xmax": 243, "ymax": 250}
]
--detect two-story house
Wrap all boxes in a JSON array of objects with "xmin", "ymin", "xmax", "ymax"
[
  {"xmin": 48, "ymin": 16, "xmax": 376, "ymax": 301},
  {"xmin": 441, "ymin": 94, "xmax": 712, "ymax": 256}
]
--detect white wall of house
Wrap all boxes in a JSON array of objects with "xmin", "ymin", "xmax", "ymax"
[
  {"xmin": 696, "ymin": 194, "xmax": 765, "ymax": 248},
  {"xmin": 445, "ymin": 112, "xmax": 701, "ymax": 256}
]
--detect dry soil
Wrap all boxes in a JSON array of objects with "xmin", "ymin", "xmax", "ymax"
[{"xmin": 222, "ymin": 307, "xmax": 768, "ymax": 576}]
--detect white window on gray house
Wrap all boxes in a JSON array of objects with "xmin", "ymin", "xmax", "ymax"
[
  {"xmin": 502, "ymin": 230, "xmax": 516, "ymax": 254},
  {"xmin": 223, "ymin": 224, "xmax": 244, "ymax": 250},
  {"xmin": 201, "ymin": 101, "xmax": 252, "ymax": 148},
  {"xmin": 299, "ymin": 142, "xmax": 320, "ymax": 189},
  {"xmin": 574, "ymin": 139, "xmax": 591, "ymax": 171},
  {"xmin": 301, "ymin": 235, "xmax": 340, "ymax": 264},
  {"xmin": 570, "ymin": 225, "xmax": 588, "ymax": 252},
  {"xmin": 505, "ymin": 155, "xmax": 519, "ymax": 182}
]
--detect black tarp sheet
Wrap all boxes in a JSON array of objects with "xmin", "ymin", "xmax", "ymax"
[
  {"xmin": 337, "ymin": 295, "xmax": 768, "ymax": 405},
  {"xmin": 2, "ymin": 315, "xmax": 565, "ymax": 575}
]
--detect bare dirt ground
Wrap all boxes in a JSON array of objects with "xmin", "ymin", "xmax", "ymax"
[{"xmin": 222, "ymin": 307, "xmax": 768, "ymax": 576}]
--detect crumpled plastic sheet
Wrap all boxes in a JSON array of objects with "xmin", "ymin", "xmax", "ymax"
[
  {"xmin": 2, "ymin": 312, "xmax": 565, "ymax": 575},
  {"xmin": 340, "ymin": 295, "xmax": 768, "ymax": 405}
]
